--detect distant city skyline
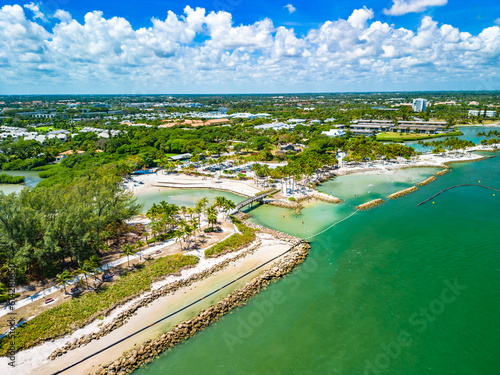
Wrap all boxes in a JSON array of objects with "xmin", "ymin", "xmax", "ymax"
[{"xmin": 0, "ymin": 0, "xmax": 499, "ymax": 94}]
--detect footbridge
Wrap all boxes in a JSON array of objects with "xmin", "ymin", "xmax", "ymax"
[{"xmin": 235, "ymin": 195, "xmax": 266, "ymax": 211}]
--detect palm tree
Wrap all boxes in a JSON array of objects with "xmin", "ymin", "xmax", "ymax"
[
  {"xmin": 183, "ymin": 223, "xmax": 194, "ymax": 249},
  {"xmin": 88, "ymin": 255, "xmax": 103, "ymax": 282},
  {"xmin": 122, "ymin": 244, "xmax": 137, "ymax": 269},
  {"xmin": 175, "ymin": 224, "xmax": 185, "ymax": 250},
  {"xmin": 214, "ymin": 196, "xmax": 226, "ymax": 214},
  {"xmin": 190, "ymin": 218, "xmax": 199, "ymax": 244},
  {"xmin": 74, "ymin": 262, "xmax": 93, "ymax": 290},
  {"xmin": 223, "ymin": 199, "xmax": 236, "ymax": 218},
  {"xmin": 207, "ymin": 206, "xmax": 218, "ymax": 231},
  {"xmin": 194, "ymin": 204, "xmax": 203, "ymax": 227},
  {"xmin": 56, "ymin": 270, "xmax": 72, "ymax": 294}
]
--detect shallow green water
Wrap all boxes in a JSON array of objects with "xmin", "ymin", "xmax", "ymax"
[
  {"xmin": 136, "ymin": 188, "xmax": 246, "ymax": 213},
  {"xmin": 0, "ymin": 170, "xmax": 42, "ymax": 194},
  {"xmin": 134, "ymin": 154, "xmax": 500, "ymax": 375},
  {"xmin": 318, "ymin": 167, "xmax": 438, "ymax": 205},
  {"xmin": 406, "ymin": 125, "xmax": 499, "ymax": 153}
]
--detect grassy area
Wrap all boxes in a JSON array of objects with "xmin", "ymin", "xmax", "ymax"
[
  {"xmin": 205, "ymin": 217, "xmax": 256, "ymax": 257},
  {"xmin": 34, "ymin": 126, "xmax": 60, "ymax": 132},
  {"xmin": 0, "ymin": 254, "xmax": 198, "ymax": 355},
  {"xmin": 376, "ymin": 131, "xmax": 462, "ymax": 141}
]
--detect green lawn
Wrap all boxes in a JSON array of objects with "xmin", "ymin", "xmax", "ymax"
[
  {"xmin": 376, "ymin": 131, "xmax": 462, "ymax": 141},
  {"xmin": 0, "ymin": 254, "xmax": 198, "ymax": 355}
]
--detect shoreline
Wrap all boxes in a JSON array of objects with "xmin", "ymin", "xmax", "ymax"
[{"xmin": 9, "ymin": 225, "xmax": 306, "ymax": 375}]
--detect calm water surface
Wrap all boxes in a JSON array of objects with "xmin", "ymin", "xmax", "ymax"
[
  {"xmin": 406, "ymin": 125, "xmax": 499, "ymax": 153},
  {"xmin": 135, "ymin": 154, "xmax": 500, "ymax": 375},
  {"xmin": 136, "ymin": 188, "xmax": 246, "ymax": 213},
  {"xmin": 0, "ymin": 170, "xmax": 42, "ymax": 194}
]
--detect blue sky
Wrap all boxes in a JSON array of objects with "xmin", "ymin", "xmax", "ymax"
[{"xmin": 0, "ymin": 0, "xmax": 499, "ymax": 94}]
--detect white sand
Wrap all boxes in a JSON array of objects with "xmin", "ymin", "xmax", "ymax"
[
  {"xmin": 8, "ymin": 233, "xmax": 292, "ymax": 375},
  {"xmin": 124, "ymin": 172, "xmax": 261, "ymax": 197}
]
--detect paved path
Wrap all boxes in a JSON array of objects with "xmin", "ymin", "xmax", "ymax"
[{"xmin": 0, "ymin": 239, "xmax": 177, "ymax": 318}]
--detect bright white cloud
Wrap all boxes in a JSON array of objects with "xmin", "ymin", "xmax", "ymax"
[
  {"xmin": 285, "ymin": 4, "xmax": 296, "ymax": 14},
  {"xmin": 23, "ymin": 2, "xmax": 46, "ymax": 21},
  {"xmin": 0, "ymin": 5, "xmax": 498, "ymax": 94},
  {"xmin": 384, "ymin": 0, "xmax": 448, "ymax": 16}
]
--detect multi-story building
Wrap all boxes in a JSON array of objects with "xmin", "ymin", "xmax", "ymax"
[{"xmin": 412, "ymin": 98, "xmax": 427, "ymax": 112}]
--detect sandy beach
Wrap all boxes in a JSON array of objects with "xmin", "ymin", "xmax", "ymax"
[
  {"xmin": 124, "ymin": 172, "xmax": 262, "ymax": 197},
  {"xmin": 7, "ymin": 231, "xmax": 295, "ymax": 375}
]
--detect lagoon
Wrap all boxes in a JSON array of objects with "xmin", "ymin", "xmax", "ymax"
[
  {"xmin": 135, "ymin": 188, "xmax": 246, "ymax": 213},
  {"xmin": 0, "ymin": 170, "xmax": 42, "ymax": 194}
]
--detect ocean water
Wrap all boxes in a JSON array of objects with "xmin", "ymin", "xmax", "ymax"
[
  {"xmin": 406, "ymin": 125, "xmax": 499, "ymax": 153},
  {"xmin": 134, "ymin": 154, "xmax": 500, "ymax": 375}
]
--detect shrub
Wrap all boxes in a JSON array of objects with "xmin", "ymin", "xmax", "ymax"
[
  {"xmin": 288, "ymin": 197, "xmax": 296, "ymax": 201},
  {"xmin": 0, "ymin": 254, "xmax": 198, "ymax": 355},
  {"xmin": 205, "ymin": 216, "xmax": 255, "ymax": 257},
  {"xmin": 0, "ymin": 174, "xmax": 25, "ymax": 184}
]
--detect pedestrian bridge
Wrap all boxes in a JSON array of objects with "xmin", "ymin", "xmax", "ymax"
[{"xmin": 235, "ymin": 195, "xmax": 266, "ymax": 211}]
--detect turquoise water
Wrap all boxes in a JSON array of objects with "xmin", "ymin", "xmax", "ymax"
[
  {"xmin": 406, "ymin": 126, "xmax": 499, "ymax": 153},
  {"xmin": 136, "ymin": 188, "xmax": 246, "ymax": 213},
  {"xmin": 318, "ymin": 167, "xmax": 438, "ymax": 205},
  {"xmin": 135, "ymin": 154, "xmax": 500, "ymax": 375},
  {"xmin": 0, "ymin": 170, "xmax": 42, "ymax": 194}
]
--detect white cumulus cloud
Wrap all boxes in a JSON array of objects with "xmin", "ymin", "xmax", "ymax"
[
  {"xmin": 0, "ymin": 5, "xmax": 499, "ymax": 93},
  {"xmin": 23, "ymin": 2, "xmax": 46, "ymax": 21},
  {"xmin": 285, "ymin": 4, "xmax": 296, "ymax": 14},
  {"xmin": 384, "ymin": 0, "xmax": 448, "ymax": 16}
]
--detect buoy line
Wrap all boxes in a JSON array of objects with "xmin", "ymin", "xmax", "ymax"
[
  {"xmin": 417, "ymin": 184, "xmax": 500, "ymax": 206},
  {"xmin": 303, "ymin": 210, "xmax": 359, "ymax": 240}
]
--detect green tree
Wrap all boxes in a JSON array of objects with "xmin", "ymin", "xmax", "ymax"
[
  {"xmin": 56, "ymin": 270, "xmax": 72, "ymax": 294},
  {"xmin": 122, "ymin": 244, "xmax": 137, "ymax": 269}
]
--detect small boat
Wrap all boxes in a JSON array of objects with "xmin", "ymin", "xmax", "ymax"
[{"xmin": 45, "ymin": 298, "xmax": 55, "ymax": 304}]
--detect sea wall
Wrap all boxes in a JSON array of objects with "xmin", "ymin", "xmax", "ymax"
[
  {"xmin": 49, "ymin": 238, "xmax": 261, "ymax": 359},
  {"xmin": 50, "ymin": 224, "xmax": 301, "ymax": 360},
  {"xmin": 435, "ymin": 169, "xmax": 450, "ymax": 176},
  {"xmin": 93, "ymin": 242, "xmax": 310, "ymax": 375},
  {"xmin": 356, "ymin": 199, "xmax": 385, "ymax": 211},
  {"xmin": 416, "ymin": 176, "xmax": 437, "ymax": 186},
  {"xmin": 387, "ymin": 186, "xmax": 418, "ymax": 199},
  {"xmin": 266, "ymin": 199, "xmax": 303, "ymax": 210},
  {"xmin": 298, "ymin": 191, "xmax": 342, "ymax": 204}
]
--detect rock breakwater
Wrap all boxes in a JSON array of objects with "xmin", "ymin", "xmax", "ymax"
[
  {"xmin": 417, "ymin": 176, "xmax": 436, "ymax": 186},
  {"xmin": 356, "ymin": 199, "xmax": 385, "ymax": 211},
  {"xmin": 93, "ymin": 241, "xmax": 310, "ymax": 375},
  {"xmin": 435, "ymin": 169, "xmax": 450, "ymax": 176},
  {"xmin": 387, "ymin": 186, "xmax": 418, "ymax": 199}
]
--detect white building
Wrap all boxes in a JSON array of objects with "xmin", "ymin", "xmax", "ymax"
[
  {"xmin": 412, "ymin": 98, "xmax": 427, "ymax": 112},
  {"xmin": 468, "ymin": 110, "xmax": 497, "ymax": 118},
  {"xmin": 322, "ymin": 129, "xmax": 346, "ymax": 137},
  {"xmin": 255, "ymin": 122, "xmax": 296, "ymax": 131}
]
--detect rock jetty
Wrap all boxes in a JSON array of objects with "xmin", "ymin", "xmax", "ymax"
[
  {"xmin": 49, "ymin": 220, "xmax": 302, "ymax": 360},
  {"xmin": 387, "ymin": 186, "xmax": 418, "ymax": 199},
  {"xmin": 92, "ymin": 241, "xmax": 310, "ymax": 375},
  {"xmin": 356, "ymin": 199, "xmax": 384, "ymax": 210},
  {"xmin": 416, "ymin": 176, "xmax": 436, "ymax": 186},
  {"xmin": 435, "ymin": 169, "xmax": 450, "ymax": 176}
]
